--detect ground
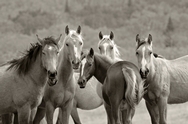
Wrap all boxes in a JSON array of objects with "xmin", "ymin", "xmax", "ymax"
[{"xmin": 41, "ymin": 100, "xmax": 188, "ymax": 124}]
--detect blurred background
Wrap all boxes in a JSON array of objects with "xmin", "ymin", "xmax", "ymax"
[{"xmin": 0, "ymin": 0, "xmax": 188, "ymax": 123}]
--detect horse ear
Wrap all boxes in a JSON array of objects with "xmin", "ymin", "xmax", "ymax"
[
  {"xmin": 148, "ymin": 34, "xmax": 152, "ymax": 44},
  {"xmin": 55, "ymin": 34, "xmax": 63, "ymax": 48},
  {"xmin": 136, "ymin": 34, "xmax": 140, "ymax": 43},
  {"xmin": 89, "ymin": 48, "xmax": 94, "ymax": 57},
  {"xmin": 77, "ymin": 25, "xmax": 81, "ymax": 34},
  {"xmin": 110, "ymin": 31, "xmax": 114, "ymax": 40},
  {"xmin": 99, "ymin": 31, "xmax": 103, "ymax": 40},
  {"xmin": 65, "ymin": 25, "xmax": 69, "ymax": 35},
  {"xmin": 36, "ymin": 34, "xmax": 43, "ymax": 45}
]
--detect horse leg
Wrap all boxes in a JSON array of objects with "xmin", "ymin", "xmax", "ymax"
[
  {"xmin": 17, "ymin": 105, "xmax": 31, "ymax": 124},
  {"xmin": 58, "ymin": 99, "xmax": 74, "ymax": 124},
  {"xmin": 71, "ymin": 107, "xmax": 82, "ymax": 124},
  {"xmin": 121, "ymin": 108, "xmax": 135, "ymax": 124},
  {"xmin": 57, "ymin": 100, "xmax": 81, "ymax": 124},
  {"xmin": 103, "ymin": 102, "xmax": 113, "ymax": 124},
  {"xmin": 1, "ymin": 113, "xmax": 14, "ymax": 124},
  {"xmin": 111, "ymin": 103, "xmax": 121, "ymax": 124},
  {"xmin": 14, "ymin": 113, "xmax": 19, "ymax": 124},
  {"xmin": 45, "ymin": 102, "xmax": 55, "ymax": 124},
  {"xmin": 158, "ymin": 97, "xmax": 168, "ymax": 124},
  {"xmin": 29, "ymin": 107, "xmax": 37, "ymax": 124},
  {"xmin": 33, "ymin": 108, "xmax": 46, "ymax": 124},
  {"xmin": 145, "ymin": 101, "xmax": 159, "ymax": 124}
]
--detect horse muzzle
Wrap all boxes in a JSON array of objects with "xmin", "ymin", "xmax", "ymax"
[
  {"xmin": 72, "ymin": 61, "xmax": 80, "ymax": 70},
  {"xmin": 140, "ymin": 68, "xmax": 149, "ymax": 79},
  {"xmin": 77, "ymin": 77, "xmax": 86, "ymax": 89},
  {"xmin": 47, "ymin": 71, "xmax": 58, "ymax": 86}
]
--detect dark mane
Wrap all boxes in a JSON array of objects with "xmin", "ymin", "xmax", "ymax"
[{"xmin": 5, "ymin": 36, "xmax": 57, "ymax": 75}]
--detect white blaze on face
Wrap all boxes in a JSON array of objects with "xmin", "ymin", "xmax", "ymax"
[
  {"xmin": 48, "ymin": 46, "xmax": 53, "ymax": 50},
  {"xmin": 74, "ymin": 45, "xmax": 79, "ymax": 59},
  {"xmin": 81, "ymin": 58, "xmax": 86, "ymax": 76},
  {"xmin": 141, "ymin": 46, "xmax": 147, "ymax": 70},
  {"xmin": 103, "ymin": 42, "xmax": 109, "ymax": 55}
]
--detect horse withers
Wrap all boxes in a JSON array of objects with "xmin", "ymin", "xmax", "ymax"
[
  {"xmin": 135, "ymin": 34, "xmax": 188, "ymax": 124},
  {"xmin": 78, "ymin": 48, "xmax": 146, "ymax": 124},
  {"xmin": 0, "ymin": 34, "xmax": 61, "ymax": 124}
]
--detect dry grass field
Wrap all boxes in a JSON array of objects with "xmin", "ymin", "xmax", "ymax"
[{"xmin": 40, "ymin": 99, "xmax": 188, "ymax": 124}]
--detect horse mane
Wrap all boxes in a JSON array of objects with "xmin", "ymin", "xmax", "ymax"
[{"xmin": 5, "ymin": 37, "xmax": 57, "ymax": 75}]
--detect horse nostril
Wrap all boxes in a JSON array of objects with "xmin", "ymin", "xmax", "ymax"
[
  {"xmin": 146, "ymin": 68, "xmax": 149, "ymax": 75},
  {"xmin": 49, "ymin": 71, "xmax": 57, "ymax": 78}
]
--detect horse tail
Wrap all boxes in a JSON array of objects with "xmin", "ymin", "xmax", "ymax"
[
  {"xmin": 122, "ymin": 68, "xmax": 136, "ymax": 109},
  {"xmin": 136, "ymin": 79, "xmax": 147, "ymax": 104}
]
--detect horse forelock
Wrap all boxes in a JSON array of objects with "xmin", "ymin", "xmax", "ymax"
[
  {"xmin": 69, "ymin": 30, "xmax": 83, "ymax": 42},
  {"xmin": 98, "ymin": 37, "xmax": 121, "ymax": 60}
]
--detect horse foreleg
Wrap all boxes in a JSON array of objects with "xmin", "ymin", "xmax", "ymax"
[
  {"xmin": 1, "ymin": 113, "xmax": 14, "ymax": 124},
  {"xmin": 45, "ymin": 102, "xmax": 55, "ymax": 124},
  {"xmin": 70, "ymin": 102, "xmax": 82, "ymax": 124},
  {"xmin": 145, "ymin": 101, "xmax": 159, "ymax": 124},
  {"xmin": 58, "ymin": 99, "xmax": 74, "ymax": 124},
  {"xmin": 104, "ymin": 102, "xmax": 113, "ymax": 124},
  {"xmin": 29, "ymin": 107, "xmax": 37, "ymax": 124},
  {"xmin": 17, "ymin": 104, "xmax": 31, "ymax": 124},
  {"xmin": 33, "ymin": 107, "xmax": 46, "ymax": 124},
  {"xmin": 158, "ymin": 97, "xmax": 168, "ymax": 124}
]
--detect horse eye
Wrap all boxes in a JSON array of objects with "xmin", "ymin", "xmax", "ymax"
[
  {"xmin": 149, "ymin": 52, "xmax": 152, "ymax": 55},
  {"xmin": 66, "ymin": 43, "xmax": 69, "ymax": 46},
  {"xmin": 99, "ymin": 47, "xmax": 101, "ymax": 50},
  {"xmin": 88, "ymin": 63, "xmax": 92, "ymax": 66},
  {"xmin": 42, "ymin": 52, "xmax": 45, "ymax": 55},
  {"xmin": 57, "ymin": 51, "xmax": 59, "ymax": 54},
  {"xmin": 79, "ymin": 42, "xmax": 82, "ymax": 45},
  {"xmin": 110, "ymin": 46, "xmax": 113, "ymax": 49},
  {"xmin": 136, "ymin": 52, "xmax": 138, "ymax": 55}
]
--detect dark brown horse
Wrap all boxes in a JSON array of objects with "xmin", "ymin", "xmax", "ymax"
[{"xmin": 78, "ymin": 48, "xmax": 146, "ymax": 124}]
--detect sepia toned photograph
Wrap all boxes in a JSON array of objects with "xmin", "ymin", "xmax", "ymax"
[{"xmin": 0, "ymin": 0, "xmax": 188, "ymax": 124}]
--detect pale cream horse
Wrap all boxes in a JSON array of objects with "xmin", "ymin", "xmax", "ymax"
[{"xmin": 136, "ymin": 34, "xmax": 188, "ymax": 124}]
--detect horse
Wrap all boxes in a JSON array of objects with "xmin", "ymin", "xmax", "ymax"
[
  {"xmin": 135, "ymin": 34, "xmax": 188, "ymax": 124},
  {"xmin": 98, "ymin": 31, "xmax": 122, "ymax": 62},
  {"xmin": 78, "ymin": 48, "xmax": 146, "ymax": 124},
  {"xmin": 56, "ymin": 31, "xmax": 123, "ymax": 124},
  {"xmin": 33, "ymin": 25, "xmax": 83, "ymax": 124},
  {"xmin": 0, "ymin": 34, "xmax": 61, "ymax": 124}
]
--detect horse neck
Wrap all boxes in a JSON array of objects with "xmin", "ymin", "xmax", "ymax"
[
  {"xmin": 27, "ymin": 54, "xmax": 48, "ymax": 87},
  {"xmin": 94, "ymin": 55, "xmax": 112, "ymax": 84},
  {"xmin": 147, "ymin": 55, "xmax": 163, "ymax": 81},
  {"xmin": 58, "ymin": 46, "xmax": 74, "ymax": 86}
]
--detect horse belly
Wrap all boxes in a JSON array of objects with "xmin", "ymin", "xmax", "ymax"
[
  {"xmin": 75, "ymin": 81, "xmax": 103, "ymax": 110},
  {"xmin": 168, "ymin": 81, "xmax": 188, "ymax": 104}
]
